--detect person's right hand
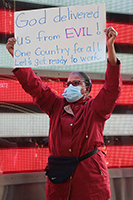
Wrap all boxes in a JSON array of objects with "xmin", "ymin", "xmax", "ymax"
[{"xmin": 6, "ymin": 37, "xmax": 16, "ymax": 57}]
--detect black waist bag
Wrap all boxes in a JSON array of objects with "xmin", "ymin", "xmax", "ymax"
[{"xmin": 45, "ymin": 148, "xmax": 99, "ymax": 184}]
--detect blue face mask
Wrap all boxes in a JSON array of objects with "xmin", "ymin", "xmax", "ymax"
[{"xmin": 62, "ymin": 84, "xmax": 83, "ymax": 103}]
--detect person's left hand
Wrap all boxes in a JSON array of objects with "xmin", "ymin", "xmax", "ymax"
[
  {"xmin": 104, "ymin": 27, "xmax": 118, "ymax": 47},
  {"xmin": 6, "ymin": 37, "xmax": 16, "ymax": 57}
]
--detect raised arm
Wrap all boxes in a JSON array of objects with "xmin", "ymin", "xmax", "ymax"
[
  {"xmin": 6, "ymin": 38, "xmax": 62, "ymax": 116},
  {"xmin": 104, "ymin": 27, "xmax": 118, "ymax": 65},
  {"xmin": 93, "ymin": 27, "xmax": 122, "ymax": 119}
]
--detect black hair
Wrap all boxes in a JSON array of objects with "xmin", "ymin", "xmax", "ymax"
[{"xmin": 71, "ymin": 71, "xmax": 92, "ymax": 92}]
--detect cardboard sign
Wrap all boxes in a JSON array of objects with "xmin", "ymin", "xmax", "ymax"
[{"xmin": 14, "ymin": 4, "xmax": 106, "ymax": 68}]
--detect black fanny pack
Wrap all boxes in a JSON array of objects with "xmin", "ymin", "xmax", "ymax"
[{"xmin": 45, "ymin": 148, "xmax": 99, "ymax": 184}]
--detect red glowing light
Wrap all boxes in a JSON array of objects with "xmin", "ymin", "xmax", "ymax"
[
  {"xmin": 0, "ymin": 10, "xmax": 14, "ymax": 34},
  {"xmin": 0, "ymin": 78, "xmax": 133, "ymax": 105},
  {"xmin": 0, "ymin": 146, "xmax": 132, "ymax": 174}
]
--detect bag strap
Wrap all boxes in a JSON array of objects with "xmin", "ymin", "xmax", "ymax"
[{"xmin": 79, "ymin": 148, "xmax": 99, "ymax": 162}]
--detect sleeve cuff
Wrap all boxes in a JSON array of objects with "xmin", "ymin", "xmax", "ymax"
[
  {"xmin": 107, "ymin": 58, "xmax": 120, "ymax": 65},
  {"xmin": 12, "ymin": 68, "xmax": 20, "ymax": 73}
]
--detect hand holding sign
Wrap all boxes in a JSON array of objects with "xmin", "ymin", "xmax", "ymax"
[
  {"xmin": 6, "ymin": 37, "xmax": 16, "ymax": 57},
  {"xmin": 104, "ymin": 27, "xmax": 118, "ymax": 65}
]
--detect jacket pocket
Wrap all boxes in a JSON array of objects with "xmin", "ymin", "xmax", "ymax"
[
  {"xmin": 91, "ymin": 150, "xmax": 109, "ymax": 181},
  {"xmin": 91, "ymin": 157, "xmax": 103, "ymax": 176}
]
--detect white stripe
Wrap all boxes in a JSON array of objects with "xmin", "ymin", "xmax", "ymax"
[{"xmin": 0, "ymin": 113, "xmax": 133, "ymax": 137}]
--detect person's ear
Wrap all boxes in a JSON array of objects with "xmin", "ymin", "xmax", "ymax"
[{"xmin": 86, "ymin": 86, "xmax": 90, "ymax": 94}]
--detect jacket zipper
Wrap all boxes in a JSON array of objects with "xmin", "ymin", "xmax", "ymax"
[
  {"xmin": 67, "ymin": 177, "xmax": 72, "ymax": 200},
  {"xmin": 92, "ymin": 157, "xmax": 103, "ymax": 176}
]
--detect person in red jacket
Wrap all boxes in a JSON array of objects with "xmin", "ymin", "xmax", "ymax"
[{"xmin": 6, "ymin": 27, "xmax": 122, "ymax": 200}]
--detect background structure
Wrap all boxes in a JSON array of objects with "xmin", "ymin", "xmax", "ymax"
[{"xmin": 0, "ymin": 1, "xmax": 133, "ymax": 200}]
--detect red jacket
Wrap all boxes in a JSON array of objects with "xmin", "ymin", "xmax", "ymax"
[{"xmin": 13, "ymin": 60, "xmax": 122, "ymax": 200}]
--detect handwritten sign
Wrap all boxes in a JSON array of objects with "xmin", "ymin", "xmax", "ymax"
[{"xmin": 14, "ymin": 4, "xmax": 106, "ymax": 68}]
